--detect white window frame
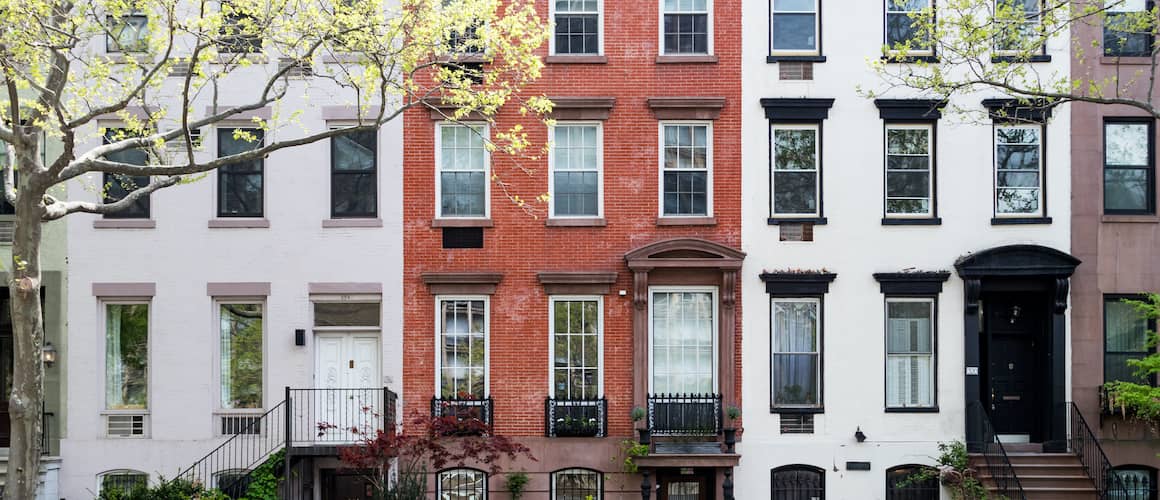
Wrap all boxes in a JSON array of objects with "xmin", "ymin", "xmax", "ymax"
[
  {"xmin": 437, "ymin": 468, "xmax": 489, "ymax": 499},
  {"xmin": 771, "ymin": 123, "xmax": 821, "ymax": 218},
  {"xmin": 551, "ymin": 468, "xmax": 604, "ymax": 500},
  {"xmin": 100, "ymin": 300, "xmax": 152, "ymax": 438},
  {"xmin": 884, "ymin": 297, "xmax": 936, "ymax": 409},
  {"xmin": 992, "ymin": 0, "xmax": 1041, "ymax": 55},
  {"xmin": 993, "ymin": 123, "xmax": 1044, "ymax": 218},
  {"xmin": 549, "ymin": 0, "xmax": 604, "ymax": 56},
  {"xmin": 771, "ymin": 297, "xmax": 821, "ymax": 409},
  {"xmin": 547, "ymin": 296, "xmax": 604, "ymax": 398},
  {"xmin": 213, "ymin": 300, "xmax": 267, "ymax": 416},
  {"xmin": 647, "ymin": 286, "xmax": 719, "ymax": 394},
  {"xmin": 549, "ymin": 122, "xmax": 604, "ymax": 219},
  {"xmin": 885, "ymin": 0, "xmax": 934, "ymax": 56},
  {"xmin": 658, "ymin": 121, "xmax": 714, "ymax": 218},
  {"xmin": 884, "ymin": 123, "xmax": 934, "ymax": 219},
  {"xmin": 105, "ymin": 12, "xmax": 149, "ymax": 53},
  {"xmin": 770, "ymin": 0, "xmax": 820, "ymax": 56},
  {"xmin": 434, "ymin": 122, "xmax": 491, "ymax": 220},
  {"xmin": 658, "ymin": 0, "xmax": 715, "ymax": 56},
  {"xmin": 434, "ymin": 296, "xmax": 490, "ymax": 398}
]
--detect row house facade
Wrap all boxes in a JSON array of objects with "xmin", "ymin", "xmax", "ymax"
[{"xmin": 401, "ymin": 0, "xmax": 744, "ymax": 497}]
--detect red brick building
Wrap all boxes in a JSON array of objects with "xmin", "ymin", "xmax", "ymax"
[{"xmin": 402, "ymin": 0, "xmax": 743, "ymax": 497}]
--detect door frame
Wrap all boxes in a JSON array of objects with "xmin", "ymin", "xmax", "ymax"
[
  {"xmin": 980, "ymin": 292, "xmax": 1051, "ymax": 442},
  {"xmin": 313, "ymin": 331, "xmax": 382, "ymax": 388},
  {"xmin": 655, "ymin": 468, "xmax": 715, "ymax": 500}
]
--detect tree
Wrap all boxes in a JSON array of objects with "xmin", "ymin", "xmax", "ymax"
[
  {"xmin": 0, "ymin": 0, "xmax": 549, "ymax": 496},
  {"xmin": 1103, "ymin": 293, "xmax": 1160, "ymax": 432}
]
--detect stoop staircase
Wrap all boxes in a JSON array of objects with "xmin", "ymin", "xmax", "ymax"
[{"xmin": 973, "ymin": 451, "xmax": 1097, "ymax": 499}]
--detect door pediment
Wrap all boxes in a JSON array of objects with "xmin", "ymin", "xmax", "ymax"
[{"xmin": 955, "ymin": 244, "xmax": 1080, "ymax": 278}]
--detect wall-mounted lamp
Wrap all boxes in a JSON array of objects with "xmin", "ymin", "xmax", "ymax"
[
  {"xmin": 42, "ymin": 342, "xmax": 57, "ymax": 367},
  {"xmin": 854, "ymin": 426, "xmax": 866, "ymax": 443},
  {"xmin": 295, "ymin": 329, "xmax": 306, "ymax": 346}
]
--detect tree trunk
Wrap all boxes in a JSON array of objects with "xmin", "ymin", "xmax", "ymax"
[{"xmin": 6, "ymin": 182, "xmax": 45, "ymax": 500}]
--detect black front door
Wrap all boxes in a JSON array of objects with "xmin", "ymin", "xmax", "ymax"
[
  {"xmin": 320, "ymin": 470, "xmax": 374, "ymax": 500},
  {"xmin": 984, "ymin": 293, "xmax": 1045, "ymax": 440}
]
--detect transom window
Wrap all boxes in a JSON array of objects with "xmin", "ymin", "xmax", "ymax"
[
  {"xmin": 661, "ymin": 123, "xmax": 711, "ymax": 217},
  {"xmin": 886, "ymin": 299, "xmax": 935, "ymax": 409},
  {"xmin": 885, "ymin": 0, "xmax": 933, "ymax": 54},
  {"xmin": 772, "ymin": 299, "xmax": 820, "ymax": 409},
  {"xmin": 551, "ymin": 298, "xmax": 601, "ymax": 399},
  {"xmin": 107, "ymin": 13, "xmax": 149, "ymax": 53},
  {"xmin": 551, "ymin": 124, "xmax": 602, "ymax": 218},
  {"xmin": 551, "ymin": 468, "xmax": 602, "ymax": 500},
  {"xmin": 662, "ymin": 0, "xmax": 710, "ymax": 55},
  {"xmin": 553, "ymin": 0, "xmax": 601, "ymax": 55},
  {"xmin": 771, "ymin": 0, "xmax": 819, "ymax": 54},
  {"xmin": 330, "ymin": 128, "xmax": 378, "ymax": 218},
  {"xmin": 217, "ymin": 128, "xmax": 265, "ymax": 218},
  {"xmin": 438, "ymin": 468, "xmax": 488, "ymax": 500},
  {"xmin": 994, "ymin": 125, "xmax": 1043, "ymax": 216},
  {"xmin": 438, "ymin": 298, "xmax": 487, "ymax": 399},
  {"xmin": 771, "ymin": 124, "xmax": 819, "ymax": 217},
  {"xmin": 106, "ymin": 303, "xmax": 149, "ymax": 411},
  {"xmin": 993, "ymin": 0, "xmax": 1041, "ymax": 53},
  {"xmin": 102, "ymin": 128, "xmax": 151, "ymax": 219},
  {"xmin": 437, "ymin": 124, "xmax": 489, "ymax": 218},
  {"xmin": 1104, "ymin": 297, "xmax": 1155, "ymax": 385},
  {"xmin": 219, "ymin": 303, "xmax": 263, "ymax": 410},
  {"xmin": 1104, "ymin": 0, "xmax": 1153, "ymax": 57},
  {"xmin": 887, "ymin": 465, "xmax": 939, "ymax": 500},
  {"xmin": 771, "ymin": 465, "xmax": 825, "ymax": 500},
  {"xmin": 1104, "ymin": 121, "xmax": 1154, "ymax": 215},
  {"xmin": 885, "ymin": 124, "xmax": 933, "ymax": 217},
  {"xmin": 651, "ymin": 289, "xmax": 716, "ymax": 394}
]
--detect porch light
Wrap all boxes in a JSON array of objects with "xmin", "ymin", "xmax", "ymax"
[{"xmin": 42, "ymin": 342, "xmax": 57, "ymax": 367}]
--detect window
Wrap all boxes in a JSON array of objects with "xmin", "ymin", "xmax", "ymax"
[
  {"xmin": 1105, "ymin": 297, "xmax": 1155, "ymax": 384},
  {"xmin": 553, "ymin": 0, "xmax": 601, "ymax": 55},
  {"xmin": 219, "ymin": 2, "xmax": 261, "ymax": 53},
  {"xmin": 437, "ymin": 124, "xmax": 489, "ymax": 218},
  {"xmin": 217, "ymin": 128, "xmax": 264, "ymax": 218},
  {"xmin": 651, "ymin": 289, "xmax": 716, "ymax": 394},
  {"xmin": 438, "ymin": 298, "xmax": 487, "ymax": 399},
  {"xmin": 1104, "ymin": 121, "xmax": 1154, "ymax": 214},
  {"xmin": 107, "ymin": 13, "xmax": 148, "ymax": 52},
  {"xmin": 1104, "ymin": 0, "xmax": 1153, "ymax": 57},
  {"xmin": 1111, "ymin": 465, "xmax": 1158, "ymax": 500},
  {"xmin": 437, "ymin": 468, "xmax": 487, "ymax": 500},
  {"xmin": 885, "ymin": 0, "xmax": 933, "ymax": 55},
  {"xmin": 99, "ymin": 470, "xmax": 148, "ymax": 496},
  {"xmin": 551, "ymin": 298, "xmax": 601, "ymax": 399},
  {"xmin": 660, "ymin": 123, "xmax": 711, "ymax": 217},
  {"xmin": 771, "ymin": 124, "xmax": 819, "ymax": 217},
  {"xmin": 994, "ymin": 125, "xmax": 1043, "ymax": 217},
  {"xmin": 219, "ymin": 303, "xmax": 263, "ymax": 410},
  {"xmin": 771, "ymin": 0, "xmax": 819, "ymax": 55},
  {"xmin": 106, "ymin": 304, "xmax": 148, "ymax": 410},
  {"xmin": 886, "ymin": 465, "xmax": 939, "ymax": 500},
  {"xmin": 886, "ymin": 299, "xmax": 935, "ymax": 409},
  {"xmin": 884, "ymin": 124, "xmax": 933, "ymax": 218},
  {"xmin": 993, "ymin": 0, "xmax": 1040, "ymax": 53},
  {"xmin": 551, "ymin": 124, "xmax": 602, "ymax": 218},
  {"xmin": 662, "ymin": 0, "xmax": 710, "ymax": 55},
  {"xmin": 772, "ymin": 299, "xmax": 820, "ymax": 409},
  {"xmin": 551, "ymin": 468, "xmax": 602, "ymax": 500},
  {"xmin": 331, "ymin": 128, "xmax": 378, "ymax": 218},
  {"xmin": 102, "ymin": 129, "xmax": 151, "ymax": 219},
  {"xmin": 771, "ymin": 465, "xmax": 825, "ymax": 500}
]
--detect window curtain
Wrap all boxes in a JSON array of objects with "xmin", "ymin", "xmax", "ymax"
[
  {"xmin": 773, "ymin": 301, "xmax": 818, "ymax": 406},
  {"xmin": 652, "ymin": 291, "xmax": 714, "ymax": 394},
  {"xmin": 886, "ymin": 302, "xmax": 933, "ymax": 407}
]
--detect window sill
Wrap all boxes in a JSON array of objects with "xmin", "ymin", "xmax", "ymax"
[
  {"xmin": 767, "ymin": 217, "xmax": 827, "ymax": 225},
  {"xmin": 885, "ymin": 407, "xmax": 939, "ymax": 413},
  {"xmin": 1100, "ymin": 56, "xmax": 1154, "ymax": 65},
  {"xmin": 208, "ymin": 218, "xmax": 270, "ymax": 228},
  {"xmin": 767, "ymin": 55, "xmax": 827, "ymax": 63},
  {"xmin": 771, "ymin": 407, "xmax": 824, "ymax": 414},
  {"xmin": 94, "ymin": 219, "xmax": 156, "ymax": 229},
  {"xmin": 656, "ymin": 216, "xmax": 716, "ymax": 226},
  {"xmin": 881, "ymin": 54, "xmax": 939, "ymax": 63},
  {"xmin": 545, "ymin": 55, "xmax": 607, "ymax": 64},
  {"xmin": 322, "ymin": 218, "xmax": 383, "ymax": 228},
  {"xmin": 212, "ymin": 54, "xmax": 269, "ymax": 65},
  {"xmin": 655, "ymin": 55, "xmax": 719, "ymax": 64},
  {"xmin": 881, "ymin": 217, "xmax": 941, "ymax": 226},
  {"xmin": 431, "ymin": 218, "xmax": 493, "ymax": 228},
  {"xmin": 320, "ymin": 54, "xmax": 366, "ymax": 64},
  {"xmin": 104, "ymin": 53, "xmax": 152, "ymax": 64},
  {"xmin": 991, "ymin": 216, "xmax": 1052, "ymax": 225},
  {"xmin": 546, "ymin": 217, "xmax": 606, "ymax": 227},
  {"xmin": 991, "ymin": 54, "xmax": 1051, "ymax": 63},
  {"xmin": 1102, "ymin": 214, "xmax": 1160, "ymax": 223}
]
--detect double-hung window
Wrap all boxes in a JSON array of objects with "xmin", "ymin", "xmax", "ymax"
[
  {"xmin": 107, "ymin": 13, "xmax": 149, "ymax": 53},
  {"xmin": 651, "ymin": 289, "xmax": 716, "ymax": 395},
  {"xmin": 1104, "ymin": 0, "xmax": 1153, "ymax": 57},
  {"xmin": 993, "ymin": 0, "xmax": 1041, "ymax": 54},
  {"xmin": 437, "ymin": 124, "xmax": 489, "ymax": 219},
  {"xmin": 1104, "ymin": 120, "xmax": 1154, "ymax": 214},
  {"xmin": 102, "ymin": 129, "xmax": 151, "ymax": 219},
  {"xmin": 330, "ymin": 128, "xmax": 378, "ymax": 218},
  {"xmin": 885, "ymin": 0, "xmax": 933, "ymax": 56},
  {"xmin": 662, "ymin": 0, "xmax": 710, "ymax": 55},
  {"xmin": 994, "ymin": 124, "xmax": 1043, "ymax": 217},
  {"xmin": 886, "ymin": 299, "xmax": 935, "ymax": 409},
  {"xmin": 551, "ymin": 124, "xmax": 602, "ymax": 218},
  {"xmin": 218, "ymin": 303, "xmax": 263, "ymax": 411},
  {"xmin": 884, "ymin": 124, "xmax": 934, "ymax": 218},
  {"xmin": 771, "ymin": 124, "xmax": 820, "ymax": 217},
  {"xmin": 217, "ymin": 128, "xmax": 264, "ymax": 218},
  {"xmin": 438, "ymin": 298, "xmax": 488, "ymax": 399},
  {"xmin": 553, "ymin": 0, "xmax": 601, "ymax": 55},
  {"xmin": 551, "ymin": 298, "xmax": 601, "ymax": 399},
  {"xmin": 1105, "ymin": 296, "xmax": 1155, "ymax": 384},
  {"xmin": 771, "ymin": 298, "xmax": 820, "ymax": 409},
  {"xmin": 770, "ymin": 0, "xmax": 819, "ymax": 56},
  {"xmin": 660, "ymin": 123, "xmax": 711, "ymax": 217}
]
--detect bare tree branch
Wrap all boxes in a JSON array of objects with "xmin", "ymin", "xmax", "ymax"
[{"xmin": 41, "ymin": 175, "xmax": 180, "ymax": 220}]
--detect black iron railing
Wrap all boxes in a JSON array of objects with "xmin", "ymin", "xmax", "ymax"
[
  {"xmin": 179, "ymin": 400, "xmax": 287, "ymax": 496},
  {"xmin": 288, "ymin": 388, "xmax": 395, "ymax": 446},
  {"xmin": 545, "ymin": 398, "xmax": 606, "ymax": 437},
  {"xmin": 41, "ymin": 410, "xmax": 53, "ymax": 455},
  {"xmin": 431, "ymin": 397, "xmax": 493, "ymax": 429},
  {"xmin": 1061, "ymin": 401, "xmax": 1131, "ymax": 500},
  {"xmin": 965, "ymin": 401, "xmax": 1026, "ymax": 500},
  {"xmin": 647, "ymin": 393, "xmax": 721, "ymax": 437}
]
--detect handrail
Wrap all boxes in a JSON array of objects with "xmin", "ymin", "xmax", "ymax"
[
  {"xmin": 966, "ymin": 401, "xmax": 1026, "ymax": 500},
  {"xmin": 1062, "ymin": 401, "xmax": 1131, "ymax": 499},
  {"xmin": 178, "ymin": 400, "xmax": 287, "ymax": 494},
  {"xmin": 647, "ymin": 393, "xmax": 722, "ymax": 437}
]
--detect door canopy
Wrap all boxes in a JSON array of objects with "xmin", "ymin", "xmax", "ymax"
[{"xmin": 954, "ymin": 244, "xmax": 1080, "ymax": 279}]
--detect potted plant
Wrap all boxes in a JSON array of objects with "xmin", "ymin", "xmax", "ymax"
[
  {"xmin": 631, "ymin": 406, "xmax": 649, "ymax": 444},
  {"xmin": 723, "ymin": 406, "xmax": 740, "ymax": 451}
]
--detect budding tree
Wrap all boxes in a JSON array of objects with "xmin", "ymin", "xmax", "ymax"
[{"xmin": 0, "ymin": 0, "xmax": 549, "ymax": 496}]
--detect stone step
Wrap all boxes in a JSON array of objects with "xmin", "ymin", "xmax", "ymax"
[
  {"xmin": 1003, "ymin": 452, "xmax": 1085, "ymax": 465},
  {"xmin": 979, "ymin": 473, "xmax": 1093, "ymax": 489}
]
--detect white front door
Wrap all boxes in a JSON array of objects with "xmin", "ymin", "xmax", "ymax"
[{"xmin": 314, "ymin": 333, "xmax": 382, "ymax": 443}]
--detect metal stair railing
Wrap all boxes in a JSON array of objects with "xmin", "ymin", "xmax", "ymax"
[
  {"xmin": 1062, "ymin": 402, "xmax": 1131, "ymax": 500},
  {"xmin": 966, "ymin": 400, "xmax": 1027, "ymax": 500},
  {"xmin": 178, "ymin": 399, "xmax": 287, "ymax": 495}
]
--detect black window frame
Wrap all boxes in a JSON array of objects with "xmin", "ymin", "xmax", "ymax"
[
  {"xmin": 886, "ymin": 464, "xmax": 939, "ymax": 500},
  {"xmin": 762, "ymin": 271, "xmax": 836, "ymax": 414},
  {"xmin": 1103, "ymin": 118, "xmax": 1155, "ymax": 215},
  {"xmin": 550, "ymin": 467, "xmax": 603, "ymax": 500},
  {"xmin": 1103, "ymin": 0, "xmax": 1155, "ymax": 57},
  {"xmin": 661, "ymin": 0, "xmax": 711, "ymax": 55},
  {"xmin": 875, "ymin": 272, "xmax": 949, "ymax": 413},
  {"xmin": 1103, "ymin": 294, "xmax": 1157, "ymax": 385},
  {"xmin": 99, "ymin": 470, "xmax": 149, "ymax": 495},
  {"xmin": 102, "ymin": 128, "xmax": 152, "ymax": 219},
  {"xmin": 761, "ymin": 98, "xmax": 834, "ymax": 225},
  {"xmin": 552, "ymin": 0, "xmax": 601, "ymax": 56},
  {"xmin": 1111, "ymin": 464, "xmax": 1159, "ymax": 500},
  {"xmin": 218, "ymin": 2, "xmax": 262, "ymax": 53},
  {"xmin": 216, "ymin": 127, "xmax": 265, "ymax": 218},
  {"xmin": 329, "ymin": 127, "xmax": 378, "ymax": 219},
  {"xmin": 770, "ymin": 122, "xmax": 823, "ymax": 220},
  {"xmin": 771, "ymin": 464, "xmax": 825, "ymax": 500},
  {"xmin": 990, "ymin": 0, "xmax": 1051, "ymax": 61}
]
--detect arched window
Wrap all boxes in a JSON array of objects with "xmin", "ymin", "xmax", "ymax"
[
  {"xmin": 1111, "ymin": 465, "xmax": 1158, "ymax": 500},
  {"xmin": 886, "ymin": 465, "xmax": 939, "ymax": 500},
  {"xmin": 551, "ymin": 468, "xmax": 602, "ymax": 500},
  {"xmin": 98, "ymin": 469, "xmax": 148, "ymax": 496},
  {"xmin": 437, "ymin": 468, "xmax": 487, "ymax": 500},
  {"xmin": 771, "ymin": 464, "xmax": 824, "ymax": 500},
  {"xmin": 214, "ymin": 469, "xmax": 253, "ymax": 499}
]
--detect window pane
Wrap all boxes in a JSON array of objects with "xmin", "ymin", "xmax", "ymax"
[
  {"xmin": 439, "ymin": 126, "xmax": 487, "ymax": 218},
  {"xmin": 313, "ymin": 302, "xmax": 381, "ymax": 327},
  {"xmin": 440, "ymin": 300, "xmax": 486, "ymax": 398},
  {"xmin": 332, "ymin": 173, "xmax": 377, "ymax": 217},
  {"xmin": 773, "ymin": 353, "xmax": 817, "ymax": 405},
  {"xmin": 220, "ymin": 304, "xmax": 263, "ymax": 409},
  {"xmin": 553, "ymin": 469, "xmax": 600, "ymax": 500},
  {"xmin": 663, "ymin": 14, "xmax": 708, "ymax": 54},
  {"xmin": 887, "ymin": 301, "xmax": 932, "ymax": 353},
  {"xmin": 774, "ymin": 129, "xmax": 816, "ymax": 170},
  {"xmin": 441, "ymin": 172, "xmax": 487, "ymax": 217},
  {"xmin": 103, "ymin": 129, "xmax": 151, "ymax": 218},
  {"xmin": 772, "ymin": 13, "xmax": 816, "ymax": 51},
  {"xmin": 772, "ymin": 300, "xmax": 819, "ymax": 407},
  {"xmin": 555, "ymin": 14, "xmax": 599, "ymax": 54},
  {"xmin": 553, "ymin": 300, "xmax": 600, "ymax": 399},
  {"xmin": 663, "ymin": 171, "xmax": 708, "ymax": 215},
  {"xmin": 996, "ymin": 188, "xmax": 1040, "ymax": 214},
  {"xmin": 1106, "ymin": 300, "xmax": 1148, "ymax": 352},
  {"xmin": 1105, "ymin": 168, "xmax": 1150, "ymax": 211},
  {"xmin": 106, "ymin": 304, "xmax": 149, "ymax": 410},
  {"xmin": 553, "ymin": 125, "xmax": 600, "ymax": 217},
  {"xmin": 1104, "ymin": 12, "xmax": 1153, "ymax": 56},
  {"xmin": 108, "ymin": 15, "xmax": 148, "ymax": 52},
  {"xmin": 101, "ymin": 473, "xmax": 148, "ymax": 495},
  {"xmin": 1106, "ymin": 123, "xmax": 1150, "ymax": 166},
  {"xmin": 439, "ymin": 469, "xmax": 486, "ymax": 500},
  {"xmin": 651, "ymin": 291, "xmax": 715, "ymax": 394},
  {"xmin": 773, "ymin": 301, "xmax": 817, "ymax": 352},
  {"xmin": 1111, "ymin": 467, "xmax": 1157, "ymax": 500},
  {"xmin": 217, "ymin": 129, "xmax": 264, "ymax": 217},
  {"xmin": 774, "ymin": 172, "xmax": 817, "ymax": 214},
  {"xmin": 887, "ymin": 300, "xmax": 934, "ymax": 408},
  {"xmin": 774, "ymin": 0, "xmax": 815, "ymax": 10}
]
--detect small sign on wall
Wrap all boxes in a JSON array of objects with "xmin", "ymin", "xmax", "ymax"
[{"xmin": 846, "ymin": 461, "xmax": 871, "ymax": 471}]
